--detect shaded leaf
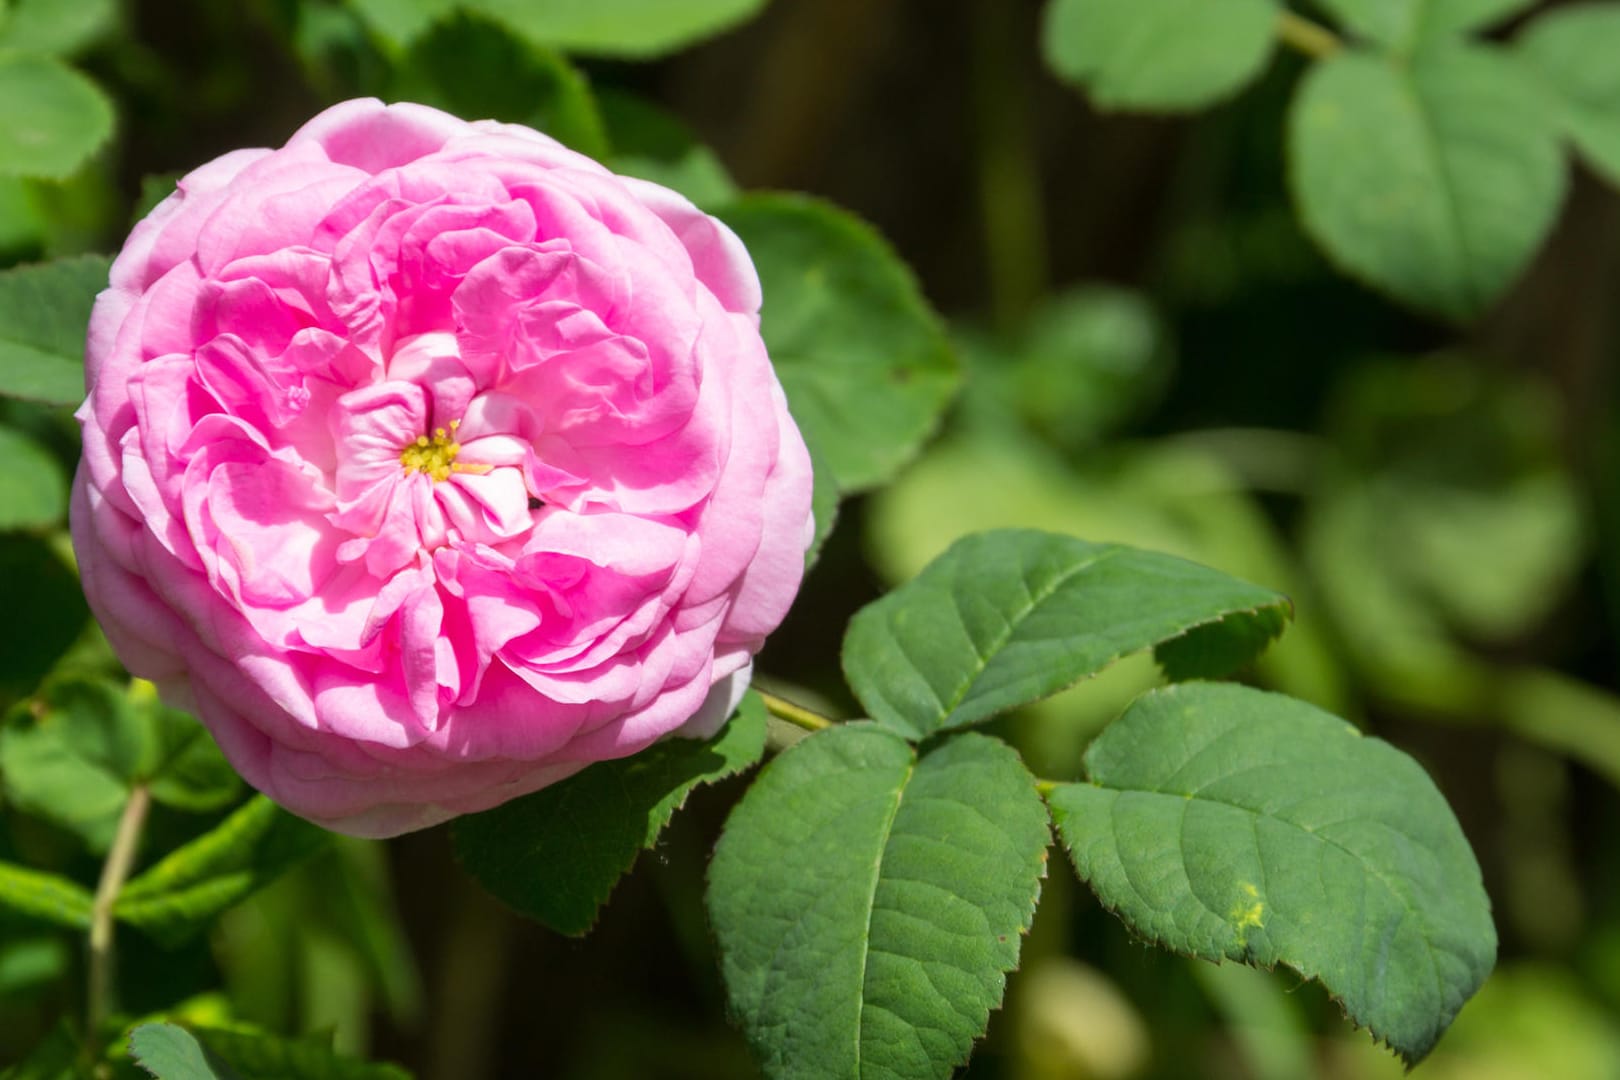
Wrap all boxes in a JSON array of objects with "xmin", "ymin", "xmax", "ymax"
[
  {"xmin": 717, "ymin": 194, "xmax": 959, "ymax": 493},
  {"xmin": 0, "ymin": 0, "xmax": 117, "ymax": 55},
  {"xmin": 0, "ymin": 56, "xmax": 113, "ymax": 181},
  {"xmin": 469, "ymin": 0, "xmax": 767, "ymax": 58},
  {"xmin": 708, "ymin": 726, "xmax": 1049, "ymax": 1079},
  {"xmin": 0, "ymin": 860, "xmax": 93, "ymax": 929},
  {"xmin": 600, "ymin": 88, "xmax": 738, "ymax": 208},
  {"xmin": 1517, "ymin": 2, "xmax": 1620, "ymax": 189},
  {"xmin": 0, "ymin": 255, "xmax": 110, "ymax": 406},
  {"xmin": 1317, "ymin": 0, "xmax": 1534, "ymax": 51},
  {"xmin": 1047, "ymin": 682, "xmax": 1495, "ymax": 1063},
  {"xmin": 0, "ymin": 425, "xmax": 66, "ymax": 530},
  {"xmin": 843, "ymin": 529, "xmax": 1289, "ymax": 741},
  {"xmin": 454, "ymin": 693, "xmax": 766, "ymax": 935}
]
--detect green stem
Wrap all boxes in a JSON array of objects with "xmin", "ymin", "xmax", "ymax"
[
  {"xmin": 1276, "ymin": 10, "xmax": 1341, "ymax": 59},
  {"xmin": 758, "ymin": 691, "xmax": 834, "ymax": 733},
  {"xmin": 87, "ymin": 784, "xmax": 150, "ymax": 1057}
]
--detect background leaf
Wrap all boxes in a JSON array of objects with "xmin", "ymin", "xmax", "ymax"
[
  {"xmin": 453, "ymin": 693, "xmax": 766, "ymax": 935},
  {"xmin": 717, "ymin": 194, "xmax": 959, "ymax": 493},
  {"xmin": 117, "ymin": 798, "xmax": 331, "ymax": 946},
  {"xmin": 0, "ymin": 425, "xmax": 66, "ymax": 530},
  {"xmin": 0, "ymin": 255, "xmax": 111, "ymax": 405},
  {"xmin": 842, "ymin": 529, "xmax": 1289, "ymax": 741},
  {"xmin": 0, "ymin": 0, "xmax": 117, "ymax": 56},
  {"xmin": 0, "ymin": 861, "xmax": 93, "ymax": 930},
  {"xmin": 0, "ymin": 56, "xmax": 114, "ymax": 181},
  {"xmin": 1517, "ymin": 2, "xmax": 1620, "ymax": 189},
  {"xmin": 1047, "ymin": 682, "xmax": 1496, "ymax": 1063},
  {"xmin": 1042, "ymin": 0, "xmax": 1278, "ymax": 112},
  {"xmin": 1316, "ymin": 0, "xmax": 1536, "ymax": 51},
  {"xmin": 129, "ymin": 1024, "xmax": 411, "ymax": 1080},
  {"xmin": 1287, "ymin": 43, "xmax": 1564, "ymax": 320},
  {"xmin": 599, "ymin": 89, "xmax": 738, "ymax": 209},
  {"xmin": 467, "ymin": 0, "xmax": 767, "ymax": 58},
  {"xmin": 130, "ymin": 1023, "xmax": 244, "ymax": 1080},
  {"xmin": 708, "ymin": 726, "xmax": 1049, "ymax": 1080}
]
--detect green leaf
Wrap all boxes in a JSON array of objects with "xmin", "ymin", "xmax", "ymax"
[
  {"xmin": 117, "ymin": 797, "xmax": 331, "ymax": 946},
  {"xmin": 0, "ymin": 535, "xmax": 88, "ymax": 699},
  {"xmin": 708, "ymin": 725, "xmax": 1050, "ymax": 1079},
  {"xmin": 392, "ymin": 13, "xmax": 608, "ymax": 159},
  {"xmin": 1047, "ymin": 682, "xmax": 1495, "ymax": 1064},
  {"xmin": 345, "ymin": 0, "xmax": 455, "ymax": 51},
  {"xmin": 133, "ymin": 172, "xmax": 181, "ymax": 223},
  {"xmin": 842, "ymin": 529, "xmax": 1290, "ymax": 742},
  {"xmin": 130, "ymin": 1024, "xmax": 243, "ymax": 1080},
  {"xmin": 1517, "ymin": 3, "xmax": 1620, "ymax": 189},
  {"xmin": 717, "ymin": 194, "xmax": 959, "ymax": 493},
  {"xmin": 467, "ymin": 0, "xmax": 767, "ymax": 58},
  {"xmin": 599, "ymin": 88, "xmax": 738, "ymax": 208},
  {"xmin": 0, "ymin": 860, "xmax": 94, "ymax": 929},
  {"xmin": 1042, "ymin": 0, "xmax": 1279, "ymax": 112},
  {"xmin": 0, "ymin": 255, "xmax": 111, "ymax": 405},
  {"xmin": 0, "ymin": 0, "xmax": 117, "ymax": 55},
  {"xmin": 454, "ymin": 692, "xmax": 766, "ymax": 935},
  {"xmin": 130, "ymin": 1025, "xmax": 410, "ymax": 1080},
  {"xmin": 0, "ymin": 56, "xmax": 113, "ymax": 180},
  {"xmin": 1287, "ymin": 43, "xmax": 1564, "ymax": 320},
  {"xmin": 0, "ymin": 425, "xmax": 66, "ymax": 529},
  {"xmin": 804, "ymin": 442, "xmax": 838, "ymax": 570},
  {"xmin": 1317, "ymin": 0, "xmax": 1535, "ymax": 51}
]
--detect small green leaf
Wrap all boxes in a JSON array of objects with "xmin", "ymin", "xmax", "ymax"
[
  {"xmin": 1287, "ymin": 43, "xmax": 1564, "ymax": 320},
  {"xmin": 717, "ymin": 194, "xmax": 959, "ymax": 494},
  {"xmin": 130, "ymin": 1024, "xmax": 243, "ymax": 1080},
  {"xmin": 345, "ymin": 0, "xmax": 455, "ymax": 51},
  {"xmin": 391, "ymin": 13, "xmax": 608, "ymax": 159},
  {"xmin": 1517, "ymin": 3, "xmax": 1620, "ymax": 189},
  {"xmin": 117, "ymin": 797, "xmax": 331, "ymax": 946},
  {"xmin": 0, "ymin": 56, "xmax": 114, "ymax": 181},
  {"xmin": 1042, "ymin": 0, "xmax": 1279, "ymax": 112},
  {"xmin": 467, "ymin": 0, "xmax": 767, "ymax": 58},
  {"xmin": 128, "ymin": 1025, "xmax": 411, "ymax": 1080},
  {"xmin": 599, "ymin": 89, "xmax": 738, "ymax": 209},
  {"xmin": 0, "ymin": 425, "xmax": 66, "ymax": 529},
  {"xmin": 0, "ymin": 255, "xmax": 111, "ymax": 405},
  {"xmin": 1317, "ymin": 0, "xmax": 1535, "ymax": 51},
  {"xmin": 1047, "ymin": 682, "xmax": 1495, "ymax": 1064},
  {"xmin": 843, "ymin": 529, "xmax": 1290, "ymax": 742},
  {"xmin": 454, "ymin": 692, "xmax": 766, "ymax": 935},
  {"xmin": 0, "ymin": 0, "xmax": 117, "ymax": 55},
  {"xmin": 0, "ymin": 860, "xmax": 94, "ymax": 929},
  {"xmin": 708, "ymin": 725, "xmax": 1050, "ymax": 1079}
]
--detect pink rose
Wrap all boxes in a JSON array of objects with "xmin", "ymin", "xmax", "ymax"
[{"xmin": 71, "ymin": 99, "xmax": 813, "ymax": 838}]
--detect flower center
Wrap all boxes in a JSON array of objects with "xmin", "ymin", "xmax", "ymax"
[{"xmin": 400, "ymin": 420, "xmax": 464, "ymax": 482}]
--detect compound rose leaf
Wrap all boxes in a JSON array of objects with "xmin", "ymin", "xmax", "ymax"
[
  {"xmin": 843, "ymin": 529, "xmax": 1289, "ymax": 742},
  {"xmin": 1048, "ymin": 682, "xmax": 1495, "ymax": 1065},
  {"xmin": 453, "ymin": 692, "xmax": 767, "ymax": 936},
  {"xmin": 708, "ymin": 725, "xmax": 1049, "ymax": 1079}
]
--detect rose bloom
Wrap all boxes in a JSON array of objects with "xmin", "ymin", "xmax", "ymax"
[{"xmin": 71, "ymin": 99, "xmax": 812, "ymax": 837}]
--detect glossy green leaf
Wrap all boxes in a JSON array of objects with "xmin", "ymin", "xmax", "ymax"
[
  {"xmin": 0, "ymin": 425, "xmax": 66, "ymax": 529},
  {"xmin": 1518, "ymin": 3, "xmax": 1620, "ymax": 189},
  {"xmin": 129, "ymin": 1025, "xmax": 410, "ymax": 1080},
  {"xmin": 392, "ymin": 13, "xmax": 608, "ymax": 158},
  {"xmin": 708, "ymin": 726, "xmax": 1049, "ymax": 1079},
  {"xmin": 0, "ymin": 255, "xmax": 111, "ymax": 405},
  {"xmin": 0, "ymin": 56, "xmax": 113, "ymax": 180},
  {"xmin": 842, "ymin": 529, "xmax": 1290, "ymax": 741},
  {"xmin": 0, "ymin": 0, "xmax": 117, "ymax": 55},
  {"xmin": 599, "ymin": 89, "xmax": 738, "ymax": 208},
  {"xmin": 1317, "ymin": 0, "xmax": 1534, "ymax": 51},
  {"xmin": 1287, "ymin": 43, "xmax": 1564, "ymax": 320},
  {"xmin": 1042, "ymin": 0, "xmax": 1278, "ymax": 111},
  {"xmin": 469, "ymin": 0, "xmax": 767, "ymax": 58},
  {"xmin": 454, "ymin": 692, "xmax": 766, "ymax": 935},
  {"xmin": 717, "ymin": 194, "xmax": 959, "ymax": 493},
  {"xmin": 1047, "ymin": 682, "xmax": 1495, "ymax": 1063},
  {"xmin": 117, "ymin": 797, "xmax": 331, "ymax": 946},
  {"xmin": 0, "ymin": 860, "xmax": 93, "ymax": 929}
]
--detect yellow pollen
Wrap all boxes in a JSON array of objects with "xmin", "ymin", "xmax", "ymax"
[{"xmin": 400, "ymin": 419, "xmax": 482, "ymax": 482}]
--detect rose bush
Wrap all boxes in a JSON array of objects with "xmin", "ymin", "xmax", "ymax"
[{"xmin": 70, "ymin": 98, "xmax": 813, "ymax": 838}]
